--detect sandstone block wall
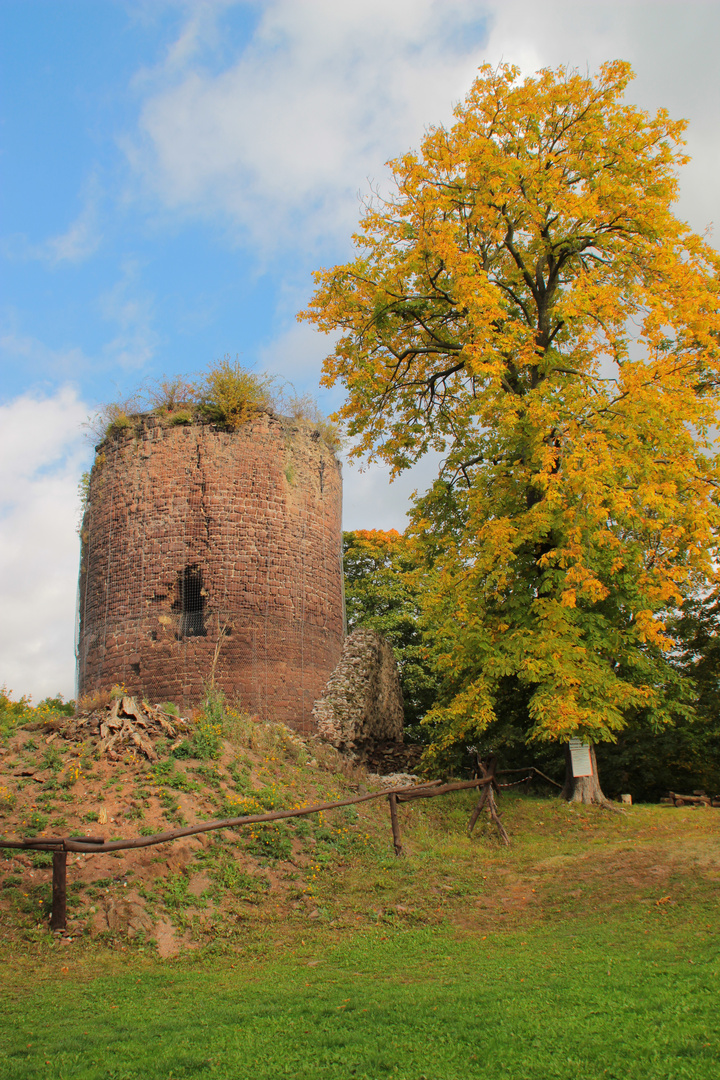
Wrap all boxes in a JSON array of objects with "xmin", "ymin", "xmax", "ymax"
[
  {"xmin": 311, "ymin": 629, "xmax": 404, "ymax": 751},
  {"xmin": 77, "ymin": 411, "xmax": 344, "ymax": 730}
]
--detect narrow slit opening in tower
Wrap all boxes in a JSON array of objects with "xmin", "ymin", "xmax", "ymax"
[{"xmin": 173, "ymin": 564, "xmax": 207, "ymax": 638}]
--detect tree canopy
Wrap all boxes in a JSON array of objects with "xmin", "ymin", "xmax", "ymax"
[
  {"xmin": 342, "ymin": 529, "xmax": 440, "ymax": 730},
  {"xmin": 302, "ymin": 62, "xmax": 720, "ymax": 766}
]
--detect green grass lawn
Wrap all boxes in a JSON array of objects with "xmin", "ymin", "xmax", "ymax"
[
  {"xmin": 2, "ymin": 907, "xmax": 718, "ymax": 1080},
  {"xmin": 3, "ymin": 779, "xmax": 720, "ymax": 1079}
]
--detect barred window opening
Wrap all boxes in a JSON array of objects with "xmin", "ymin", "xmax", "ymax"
[{"xmin": 173, "ymin": 565, "xmax": 207, "ymax": 638}]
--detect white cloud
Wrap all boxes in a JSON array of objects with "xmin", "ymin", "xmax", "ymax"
[
  {"xmin": 125, "ymin": 1, "xmax": 720, "ymax": 253},
  {"xmin": 3, "ymin": 177, "xmax": 102, "ymax": 266},
  {"xmin": 481, "ymin": 0, "xmax": 720, "ymax": 238},
  {"xmin": 125, "ymin": 0, "xmax": 487, "ymax": 250},
  {"xmin": 258, "ymin": 320, "xmax": 339, "ymax": 400},
  {"xmin": 0, "ymin": 329, "xmax": 91, "ymax": 386},
  {"xmin": 342, "ymin": 452, "xmax": 443, "ymax": 534},
  {"xmin": 98, "ymin": 262, "xmax": 162, "ymax": 371},
  {"xmin": 44, "ymin": 204, "xmax": 101, "ymax": 265},
  {"xmin": 0, "ymin": 388, "xmax": 91, "ymax": 702}
]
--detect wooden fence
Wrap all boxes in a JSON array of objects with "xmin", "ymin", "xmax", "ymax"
[{"xmin": 0, "ymin": 760, "xmax": 555, "ymax": 931}]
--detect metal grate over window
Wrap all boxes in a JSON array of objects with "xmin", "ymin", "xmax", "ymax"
[{"xmin": 173, "ymin": 564, "xmax": 207, "ymax": 638}]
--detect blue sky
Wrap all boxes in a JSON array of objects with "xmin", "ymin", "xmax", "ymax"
[{"xmin": 1, "ymin": 0, "xmax": 719, "ymax": 700}]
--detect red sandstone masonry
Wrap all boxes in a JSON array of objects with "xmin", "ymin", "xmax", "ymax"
[{"xmin": 77, "ymin": 412, "xmax": 344, "ymax": 732}]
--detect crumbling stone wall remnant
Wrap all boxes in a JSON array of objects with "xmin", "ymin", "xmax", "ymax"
[
  {"xmin": 311, "ymin": 629, "xmax": 404, "ymax": 752},
  {"xmin": 77, "ymin": 411, "xmax": 343, "ymax": 730}
]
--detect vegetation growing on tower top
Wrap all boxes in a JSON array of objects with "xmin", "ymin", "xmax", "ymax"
[{"xmin": 89, "ymin": 358, "xmax": 343, "ymax": 451}]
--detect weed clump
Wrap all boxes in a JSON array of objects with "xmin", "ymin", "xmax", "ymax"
[
  {"xmin": 283, "ymin": 390, "xmax": 343, "ymax": 451},
  {"xmin": 247, "ymin": 823, "xmax": 293, "ymax": 862}
]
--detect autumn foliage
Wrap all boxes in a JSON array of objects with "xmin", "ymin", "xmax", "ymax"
[{"xmin": 304, "ymin": 62, "xmax": 720, "ymax": 767}]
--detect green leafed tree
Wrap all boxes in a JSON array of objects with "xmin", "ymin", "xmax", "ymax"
[
  {"xmin": 342, "ymin": 529, "xmax": 440, "ymax": 733},
  {"xmin": 302, "ymin": 62, "xmax": 720, "ymax": 803}
]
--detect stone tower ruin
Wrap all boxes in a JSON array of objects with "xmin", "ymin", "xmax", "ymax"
[{"xmin": 77, "ymin": 410, "xmax": 344, "ymax": 730}]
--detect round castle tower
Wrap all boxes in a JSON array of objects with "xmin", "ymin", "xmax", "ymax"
[{"xmin": 77, "ymin": 410, "xmax": 344, "ymax": 730}]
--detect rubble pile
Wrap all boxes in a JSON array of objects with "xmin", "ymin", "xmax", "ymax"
[{"xmin": 25, "ymin": 695, "xmax": 192, "ymax": 762}]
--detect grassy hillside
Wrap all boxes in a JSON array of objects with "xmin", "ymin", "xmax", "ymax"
[
  {"xmin": 1, "ymin": 691, "xmax": 719, "ymax": 953},
  {"xmin": 1, "ymin": 693, "xmax": 719, "ymax": 1078}
]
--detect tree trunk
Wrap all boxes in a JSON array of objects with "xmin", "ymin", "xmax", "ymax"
[{"xmin": 561, "ymin": 742, "xmax": 619, "ymax": 810}]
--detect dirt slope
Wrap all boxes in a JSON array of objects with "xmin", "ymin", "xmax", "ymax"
[{"xmin": 2, "ymin": 697, "xmax": 719, "ymax": 960}]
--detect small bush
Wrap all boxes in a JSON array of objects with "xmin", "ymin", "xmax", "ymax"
[
  {"xmin": 283, "ymin": 391, "xmax": 318, "ymax": 422},
  {"xmin": 253, "ymin": 785, "xmax": 285, "ymax": 811},
  {"xmin": 281, "ymin": 390, "xmax": 343, "ymax": 452},
  {"xmin": 0, "ymin": 785, "xmax": 16, "ymax": 813},
  {"xmin": 109, "ymin": 411, "xmax": 133, "ymax": 434},
  {"xmin": 229, "ymin": 764, "xmax": 252, "ymax": 794},
  {"xmin": 88, "ymin": 398, "xmax": 141, "ymax": 442},
  {"xmin": 37, "ymin": 696, "xmax": 75, "ymax": 718},
  {"xmin": 203, "ymin": 683, "xmax": 225, "ymax": 724},
  {"xmin": 198, "ymin": 358, "xmax": 275, "ymax": 429},
  {"xmin": 180, "ymin": 684, "xmax": 226, "ymax": 760},
  {"xmin": 223, "ymin": 794, "xmax": 259, "ymax": 817},
  {"xmin": 193, "ymin": 763, "xmax": 224, "ymax": 787},
  {"xmin": 170, "ymin": 739, "xmax": 194, "ymax": 759},
  {"xmin": 191, "ymin": 719, "xmax": 222, "ymax": 761},
  {"xmin": 155, "ymin": 766, "xmax": 199, "ymax": 794},
  {"xmin": 211, "ymin": 859, "xmax": 268, "ymax": 898},
  {"xmin": 246, "ymin": 824, "xmax": 293, "ymax": 862},
  {"xmin": 151, "ymin": 759, "xmax": 176, "ymax": 779},
  {"xmin": 144, "ymin": 376, "xmax": 197, "ymax": 414},
  {"xmin": 59, "ymin": 765, "xmax": 81, "ymax": 789},
  {"xmin": 167, "ymin": 409, "xmax": 194, "ymax": 426},
  {"xmin": 77, "ymin": 688, "xmax": 112, "ymax": 713},
  {"xmin": 0, "ymin": 687, "xmax": 35, "ymax": 738},
  {"xmin": 42, "ymin": 747, "xmax": 63, "ymax": 773},
  {"xmin": 221, "ymin": 708, "xmax": 257, "ymax": 748},
  {"xmin": 161, "ymin": 872, "xmax": 189, "ymax": 910},
  {"xmin": 78, "ymin": 471, "xmax": 91, "ymax": 527},
  {"xmin": 22, "ymin": 811, "xmax": 49, "ymax": 837}
]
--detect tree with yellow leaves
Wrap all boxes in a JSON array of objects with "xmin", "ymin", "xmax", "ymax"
[{"xmin": 302, "ymin": 62, "xmax": 720, "ymax": 803}]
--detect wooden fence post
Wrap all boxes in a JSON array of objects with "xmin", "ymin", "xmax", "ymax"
[
  {"xmin": 388, "ymin": 793, "xmax": 403, "ymax": 856},
  {"xmin": 50, "ymin": 850, "xmax": 67, "ymax": 931},
  {"xmin": 467, "ymin": 786, "xmax": 489, "ymax": 835},
  {"xmin": 467, "ymin": 756, "xmax": 510, "ymax": 846}
]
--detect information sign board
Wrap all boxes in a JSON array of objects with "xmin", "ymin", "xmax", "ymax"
[{"xmin": 569, "ymin": 738, "xmax": 592, "ymax": 777}]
